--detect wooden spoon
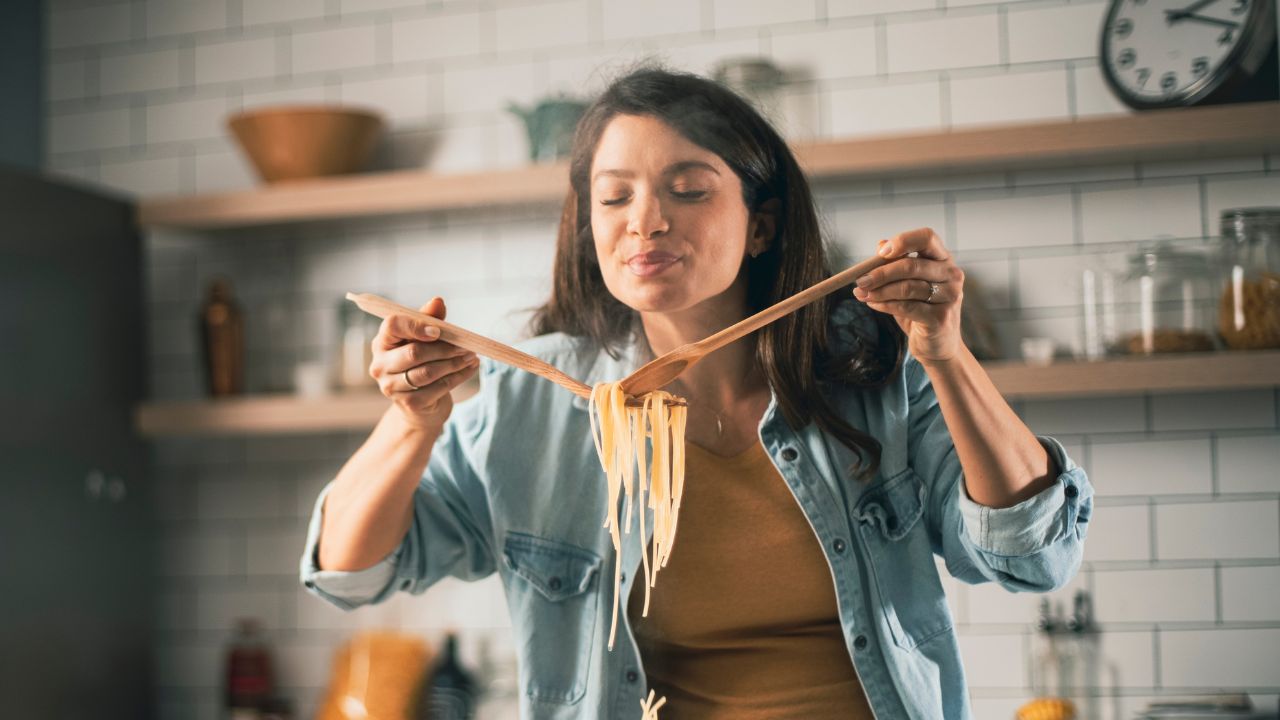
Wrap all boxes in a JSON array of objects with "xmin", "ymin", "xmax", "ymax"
[
  {"xmin": 618, "ymin": 254, "xmax": 891, "ymax": 397},
  {"xmin": 345, "ymin": 293, "xmax": 677, "ymax": 407}
]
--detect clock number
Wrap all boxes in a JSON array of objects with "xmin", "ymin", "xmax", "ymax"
[
  {"xmin": 1118, "ymin": 48, "xmax": 1136, "ymax": 69},
  {"xmin": 1136, "ymin": 68, "xmax": 1151, "ymax": 88},
  {"xmin": 1160, "ymin": 71, "xmax": 1178, "ymax": 94},
  {"xmin": 1231, "ymin": 0, "xmax": 1249, "ymax": 15},
  {"xmin": 1191, "ymin": 57, "xmax": 1209, "ymax": 78},
  {"xmin": 1218, "ymin": 28, "xmax": 1235, "ymax": 45},
  {"xmin": 1114, "ymin": 18, "xmax": 1134, "ymax": 39}
]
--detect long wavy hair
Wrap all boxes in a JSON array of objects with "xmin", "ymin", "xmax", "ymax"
[{"xmin": 531, "ymin": 66, "xmax": 903, "ymax": 478}]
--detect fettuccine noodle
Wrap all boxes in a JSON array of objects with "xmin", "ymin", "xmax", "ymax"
[{"xmin": 587, "ymin": 382, "xmax": 688, "ymax": 651}]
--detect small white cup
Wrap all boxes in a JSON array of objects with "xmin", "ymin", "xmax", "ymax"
[
  {"xmin": 293, "ymin": 361, "xmax": 331, "ymax": 398},
  {"xmin": 1020, "ymin": 337, "xmax": 1056, "ymax": 366}
]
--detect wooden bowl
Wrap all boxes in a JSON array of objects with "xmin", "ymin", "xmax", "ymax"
[{"xmin": 227, "ymin": 105, "xmax": 385, "ymax": 183}]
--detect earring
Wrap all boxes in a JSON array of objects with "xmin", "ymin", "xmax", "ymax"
[{"xmin": 750, "ymin": 248, "xmax": 760, "ymax": 258}]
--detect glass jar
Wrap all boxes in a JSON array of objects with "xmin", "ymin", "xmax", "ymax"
[
  {"xmin": 1115, "ymin": 243, "xmax": 1218, "ymax": 355},
  {"xmin": 336, "ymin": 298, "xmax": 379, "ymax": 390},
  {"xmin": 1218, "ymin": 207, "xmax": 1280, "ymax": 350}
]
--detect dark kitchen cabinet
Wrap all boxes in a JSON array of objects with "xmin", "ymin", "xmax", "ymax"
[{"xmin": 0, "ymin": 168, "xmax": 154, "ymax": 719}]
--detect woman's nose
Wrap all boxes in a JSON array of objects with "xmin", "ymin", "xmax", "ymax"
[{"xmin": 626, "ymin": 193, "xmax": 669, "ymax": 238}]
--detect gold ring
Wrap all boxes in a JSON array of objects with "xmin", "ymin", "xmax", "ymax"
[{"xmin": 404, "ymin": 367, "xmax": 423, "ymax": 391}]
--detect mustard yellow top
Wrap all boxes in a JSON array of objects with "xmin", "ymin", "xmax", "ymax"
[{"xmin": 627, "ymin": 440, "xmax": 874, "ymax": 719}]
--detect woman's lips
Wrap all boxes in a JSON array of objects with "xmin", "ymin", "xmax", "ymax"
[{"xmin": 626, "ymin": 251, "xmax": 680, "ymax": 277}]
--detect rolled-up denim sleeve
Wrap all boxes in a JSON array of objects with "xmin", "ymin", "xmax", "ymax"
[
  {"xmin": 298, "ymin": 374, "xmax": 498, "ymax": 611},
  {"xmin": 906, "ymin": 355, "xmax": 1093, "ymax": 593},
  {"xmin": 298, "ymin": 482, "xmax": 401, "ymax": 611}
]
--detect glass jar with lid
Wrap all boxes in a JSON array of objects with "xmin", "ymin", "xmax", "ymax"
[
  {"xmin": 1218, "ymin": 207, "xmax": 1280, "ymax": 350},
  {"xmin": 1114, "ymin": 242, "xmax": 1218, "ymax": 355}
]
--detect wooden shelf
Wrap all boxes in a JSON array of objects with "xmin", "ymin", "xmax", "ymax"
[
  {"xmin": 135, "ymin": 382, "xmax": 478, "ymax": 437},
  {"xmin": 984, "ymin": 349, "xmax": 1280, "ymax": 400},
  {"xmin": 138, "ymin": 102, "xmax": 1280, "ymax": 230},
  {"xmin": 136, "ymin": 351, "xmax": 1280, "ymax": 436}
]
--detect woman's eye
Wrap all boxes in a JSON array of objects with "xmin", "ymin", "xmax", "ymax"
[
  {"xmin": 671, "ymin": 190, "xmax": 707, "ymax": 201},
  {"xmin": 598, "ymin": 196, "xmax": 629, "ymax": 206}
]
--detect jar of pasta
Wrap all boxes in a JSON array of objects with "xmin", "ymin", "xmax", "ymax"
[
  {"xmin": 1115, "ymin": 243, "xmax": 1218, "ymax": 355},
  {"xmin": 1218, "ymin": 208, "xmax": 1280, "ymax": 350}
]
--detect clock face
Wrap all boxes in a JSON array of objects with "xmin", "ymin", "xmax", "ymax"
[{"xmin": 1101, "ymin": 0, "xmax": 1267, "ymax": 107}]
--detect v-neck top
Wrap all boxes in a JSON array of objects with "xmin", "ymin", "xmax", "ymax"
[{"xmin": 625, "ymin": 440, "xmax": 875, "ymax": 719}]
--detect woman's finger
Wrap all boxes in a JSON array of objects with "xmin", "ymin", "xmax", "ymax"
[
  {"xmin": 399, "ymin": 353, "xmax": 479, "ymax": 394},
  {"xmin": 386, "ymin": 337, "xmax": 473, "ymax": 375},
  {"xmin": 377, "ymin": 313, "xmax": 441, "ymax": 349},
  {"xmin": 878, "ymin": 227, "xmax": 950, "ymax": 262},
  {"xmin": 856, "ymin": 279, "xmax": 950, "ymax": 304},
  {"xmin": 402, "ymin": 359, "xmax": 481, "ymax": 409},
  {"xmin": 855, "ymin": 256, "xmax": 954, "ymax": 291},
  {"xmin": 864, "ymin": 299, "xmax": 946, "ymax": 325}
]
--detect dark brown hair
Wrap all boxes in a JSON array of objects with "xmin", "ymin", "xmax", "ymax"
[{"xmin": 531, "ymin": 65, "xmax": 903, "ymax": 478}]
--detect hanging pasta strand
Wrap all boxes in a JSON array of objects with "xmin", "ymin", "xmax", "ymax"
[{"xmin": 587, "ymin": 382, "xmax": 687, "ymax": 652}]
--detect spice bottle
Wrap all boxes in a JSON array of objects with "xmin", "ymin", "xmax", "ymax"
[
  {"xmin": 1218, "ymin": 207, "xmax": 1280, "ymax": 350},
  {"xmin": 200, "ymin": 277, "xmax": 245, "ymax": 396},
  {"xmin": 337, "ymin": 298, "xmax": 378, "ymax": 390},
  {"xmin": 417, "ymin": 632, "xmax": 476, "ymax": 720},
  {"xmin": 225, "ymin": 618, "xmax": 274, "ymax": 719}
]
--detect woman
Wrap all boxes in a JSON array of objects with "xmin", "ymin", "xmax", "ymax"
[{"xmin": 301, "ymin": 67, "xmax": 1092, "ymax": 720}]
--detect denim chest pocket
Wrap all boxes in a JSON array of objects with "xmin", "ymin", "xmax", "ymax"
[
  {"xmin": 853, "ymin": 468, "xmax": 953, "ymax": 651},
  {"xmin": 501, "ymin": 532, "xmax": 602, "ymax": 705}
]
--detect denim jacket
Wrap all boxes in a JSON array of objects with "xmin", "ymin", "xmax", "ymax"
[{"xmin": 300, "ymin": 304, "xmax": 1093, "ymax": 720}]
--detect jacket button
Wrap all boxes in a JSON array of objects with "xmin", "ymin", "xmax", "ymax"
[
  {"xmin": 1064, "ymin": 484, "xmax": 1079, "ymax": 499},
  {"xmin": 304, "ymin": 580, "xmax": 315, "ymax": 589},
  {"xmin": 626, "ymin": 669, "xmax": 639, "ymax": 683},
  {"xmin": 854, "ymin": 635, "xmax": 868, "ymax": 650},
  {"xmin": 549, "ymin": 577, "xmax": 562, "ymax": 591},
  {"xmin": 832, "ymin": 538, "xmax": 847, "ymax": 554},
  {"xmin": 781, "ymin": 447, "xmax": 798, "ymax": 461}
]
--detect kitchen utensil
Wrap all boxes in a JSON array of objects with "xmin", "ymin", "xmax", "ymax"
[
  {"xmin": 228, "ymin": 105, "xmax": 384, "ymax": 183},
  {"xmin": 618, "ymin": 254, "xmax": 890, "ymax": 397},
  {"xmin": 345, "ymin": 293, "xmax": 669, "ymax": 407}
]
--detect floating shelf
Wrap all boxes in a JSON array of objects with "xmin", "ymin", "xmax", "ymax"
[
  {"xmin": 137, "ymin": 102, "xmax": 1280, "ymax": 230},
  {"xmin": 135, "ymin": 351, "xmax": 1280, "ymax": 436},
  {"xmin": 983, "ymin": 349, "xmax": 1280, "ymax": 400}
]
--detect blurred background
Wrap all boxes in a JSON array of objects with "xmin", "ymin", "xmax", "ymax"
[{"xmin": 2, "ymin": 0, "xmax": 1279, "ymax": 718}]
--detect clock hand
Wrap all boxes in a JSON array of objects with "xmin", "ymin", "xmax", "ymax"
[
  {"xmin": 1164, "ymin": 10, "xmax": 1239, "ymax": 29},
  {"xmin": 1166, "ymin": 0, "xmax": 1220, "ymax": 22}
]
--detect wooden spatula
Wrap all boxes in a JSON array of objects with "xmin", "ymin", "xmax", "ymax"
[
  {"xmin": 345, "ymin": 292, "xmax": 675, "ymax": 407},
  {"xmin": 618, "ymin": 254, "xmax": 890, "ymax": 397}
]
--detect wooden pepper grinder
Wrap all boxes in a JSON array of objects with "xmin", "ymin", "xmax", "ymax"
[{"xmin": 201, "ymin": 277, "xmax": 245, "ymax": 397}]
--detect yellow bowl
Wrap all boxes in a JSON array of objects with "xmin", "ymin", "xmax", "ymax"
[{"xmin": 227, "ymin": 105, "xmax": 385, "ymax": 184}]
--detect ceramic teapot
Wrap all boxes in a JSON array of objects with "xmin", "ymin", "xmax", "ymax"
[{"xmin": 507, "ymin": 97, "xmax": 589, "ymax": 163}]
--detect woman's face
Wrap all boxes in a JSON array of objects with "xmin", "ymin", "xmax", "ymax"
[{"xmin": 588, "ymin": 114, "xmax": 770, "ymax": 316}]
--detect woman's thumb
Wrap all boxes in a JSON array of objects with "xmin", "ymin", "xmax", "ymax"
[{"xmin": 419, "ymin": 296, "xmax": 447, "ymax": 320}]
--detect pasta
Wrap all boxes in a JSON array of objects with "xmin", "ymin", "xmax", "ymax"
[{"xmin": 587, "ymin": 382, "xmax": 688, "ymax": 651}]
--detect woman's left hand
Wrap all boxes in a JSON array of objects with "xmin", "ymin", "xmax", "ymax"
[{"xmin": 851, "ymin": 227, "xmax": 966, "ymax": 364}]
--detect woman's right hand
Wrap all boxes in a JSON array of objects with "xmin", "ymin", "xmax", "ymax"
[{"xmin": 370, "ymin": 296, "xmax": 480, "ymax": 434}]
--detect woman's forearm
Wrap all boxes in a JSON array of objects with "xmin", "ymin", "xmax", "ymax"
[
  {"xmin": 919, "ymin": 346, "xmax": 1056, "ymax": 508},
  {"xmin": 317, "ymin": 406, "xmax": 440, "ymax": 571}
]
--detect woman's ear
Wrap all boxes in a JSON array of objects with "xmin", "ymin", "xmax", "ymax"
[{"xmin": 748, "ymin": 197, "xmax": 781, "ymax": 256}]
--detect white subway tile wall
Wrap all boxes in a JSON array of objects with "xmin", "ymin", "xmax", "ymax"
[{"xmin": 43, "ymin": 0, "xmax": 1279, "ymax": 717}]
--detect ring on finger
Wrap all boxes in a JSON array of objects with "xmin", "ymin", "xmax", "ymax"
[
  {"xmin": 926, "ymin": 282, "xmax": 941, "ymax": 303},
  {"xmin": 404, "ymin": 366, "xmax": 424, "ymax": 391}
]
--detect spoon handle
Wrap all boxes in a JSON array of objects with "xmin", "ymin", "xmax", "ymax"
[
  {"xmin": 695, "ymin": 255, "xmax": 890, "ymax": 354},
  {"xmin": 345, "ymin": 292, "xmax": 595, "ymax": 399}
]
